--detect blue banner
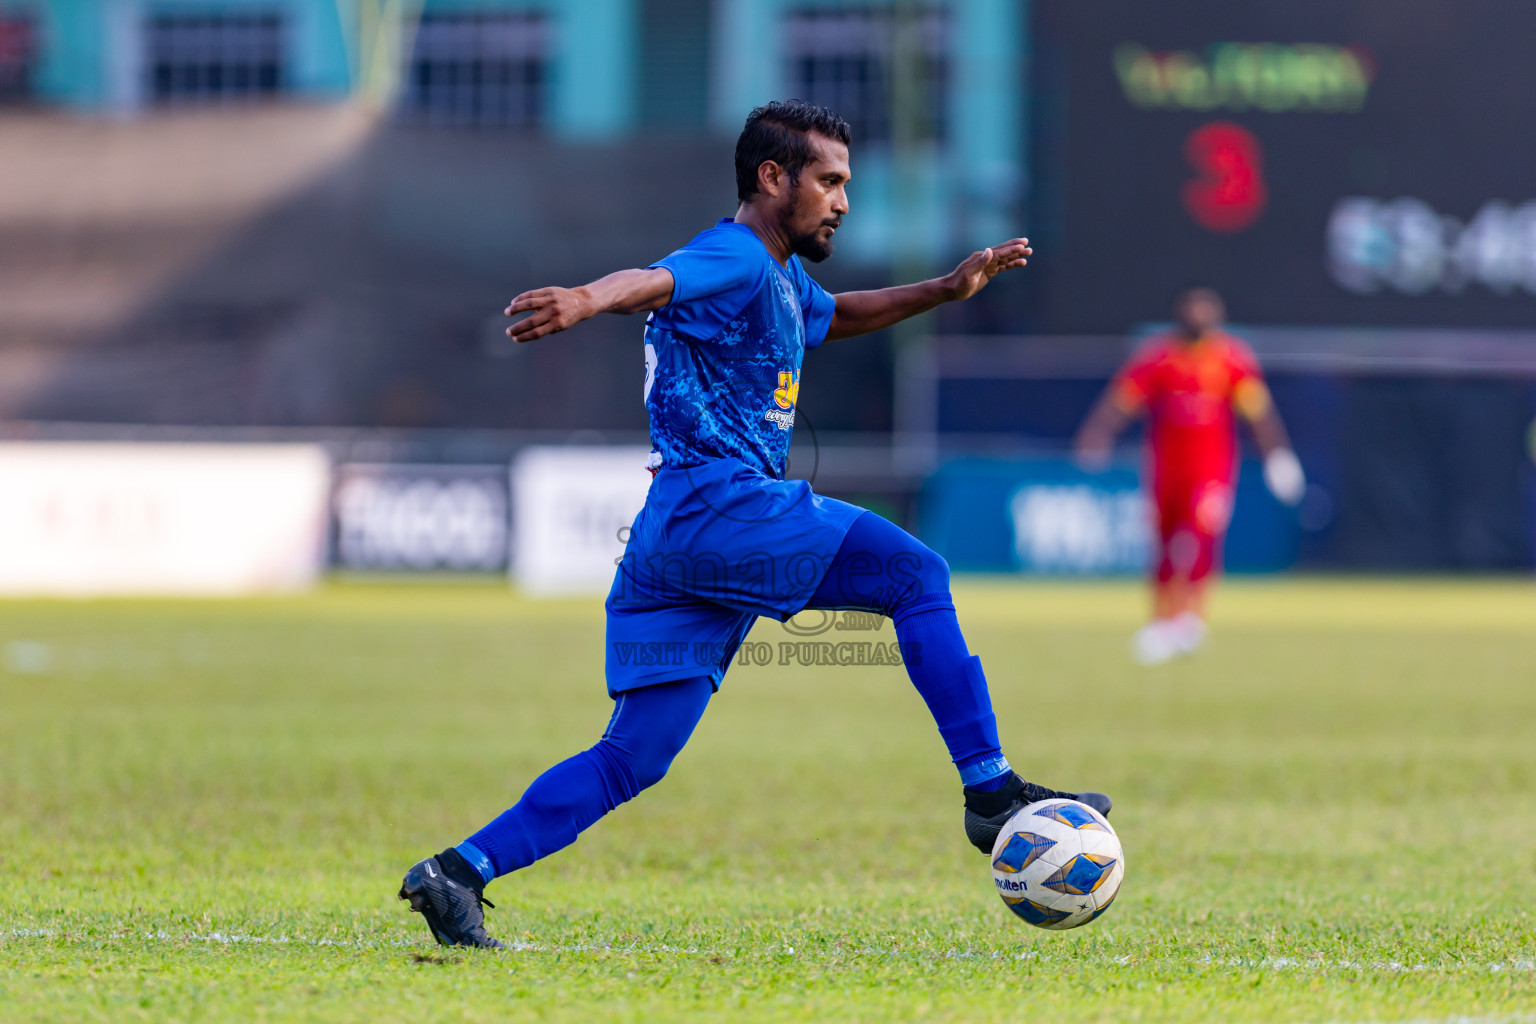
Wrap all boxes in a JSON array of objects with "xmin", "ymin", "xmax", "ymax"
[{"xmin": 919, "ymin": 457, "xmax": 1300, "ymax": 575}]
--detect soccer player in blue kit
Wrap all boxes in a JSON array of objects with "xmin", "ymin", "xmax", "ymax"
[{"xmin": 399, "ymin": 100, "xmax": 1112, "ymax": 948}]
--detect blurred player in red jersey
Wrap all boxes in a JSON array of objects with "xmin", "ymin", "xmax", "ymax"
[{"xmin": 1075, "ymin": 288, "xmax": 1305, "ymax": 664}]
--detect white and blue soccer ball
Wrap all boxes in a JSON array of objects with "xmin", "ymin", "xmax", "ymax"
[{"xmin": 991, "ymin": 799, "xmax": 1124, "ymax": 930}]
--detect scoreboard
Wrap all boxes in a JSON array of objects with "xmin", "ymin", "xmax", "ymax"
[{"xmin": 1026, "ymin": 0, "xmax": 1536, "ymax": 332}]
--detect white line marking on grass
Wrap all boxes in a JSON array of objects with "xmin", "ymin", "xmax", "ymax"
[
  {"xmin": 8, "ymin": 928, "xmax": 1536, "ymax": 976},
  {"xmin": 1199, "ymin": 953, "xmax": 1536, "ymax": 975},
  {"xmin": 1311, "ymin": 1016, "xmax": 1536, "ymax": 1024}
]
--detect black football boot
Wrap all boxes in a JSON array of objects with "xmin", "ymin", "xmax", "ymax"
[
  {"xmin": 963, "ymin": 774, "xmax": 1113, "ymax": 854},
  {"xmin": 398, "ymin": 848, "xmax": 503, "ymax": 949}
]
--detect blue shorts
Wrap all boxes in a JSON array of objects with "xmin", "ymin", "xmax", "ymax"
[{"xmin": 604, "ymin": 457, "xmax": 865, "ymax": 694}]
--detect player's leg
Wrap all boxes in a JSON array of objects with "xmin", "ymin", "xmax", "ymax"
[
  {"xmin": 1135, "ymin": 487, "xmax": 1187, "ymax": 664},
  {"xmin": 805, "ymin": 511, "xmax": 1002, "ymax": 787},
  {"xmin": 1172, "ymin": 536, "xmax": 1213, "ymax": 654},
  {"xmin": 459, "ymin": 676, "xmax": 712, "ymax": 874},
  {"xmin": 1151, "ymin": 492, "xmax": 1181, "ymax": 621},
  {"xmin": 399, "ymin": 676, "xmax": 713, "ymax": 948},
  {"xmin": 802, "ymin": 510, "xmax": 1111, "ymax": 854},
  {"xmin": 1169, "ymin": 480, "xmax": 1231, "ymax": 652},
  {"xmin": 1152, "ymin": 575, "xmax": 1181, "ymax": 620}
]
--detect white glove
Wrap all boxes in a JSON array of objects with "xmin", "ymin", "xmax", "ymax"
[{"xmin": 1263, "ymin": 447, "xmax": 1306, "ymax": 506}]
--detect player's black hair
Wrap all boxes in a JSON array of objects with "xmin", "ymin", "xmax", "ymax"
[
  {"xmin": 1172, "ymin": 285, "xmax": 1224, "ymax": 306},
  {"xmin": 735, "ymin": 100, "xmax": 852, "ymax": 204}
]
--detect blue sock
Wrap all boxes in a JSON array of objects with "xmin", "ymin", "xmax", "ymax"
[
  {"xmin": 808, "ymin": 512, "xmax": 1011, "ymax": 789},
  {"xmin": 454, "ymin": 841, "xmax": 495, "ymax": 885},
  {"xmin": 894, "ymin": 597, "xmax": 1012, "ymax": 788},
  {"xmin": 967, "ymin": 765, "xmax": 1013, "ymax": 791},
  {"xmin": 463, "ymin": 677, "xmax": 712, "ymax": 879}
]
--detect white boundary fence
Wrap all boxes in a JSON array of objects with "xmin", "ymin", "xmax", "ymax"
[{"xmin": 0, "ymin": 442, "xmax": 329, "ymax": 595}]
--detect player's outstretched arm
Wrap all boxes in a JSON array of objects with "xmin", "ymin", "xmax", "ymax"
[
  {"xmin": 504, "ymin": 267, "xmax": 676, "ymax": 343},
  {"xmin": 1074, "ymin": 392, "xmax": 1137, "ymax": 472},
  {"xmin": 1234, "ymin": 382, "xmax": 1307, "ymax": 505},
  {"xmin": 823, "ymin": 238, "xmax": 1032, "ymax": 342}
]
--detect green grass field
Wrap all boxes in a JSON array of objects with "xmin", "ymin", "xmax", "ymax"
[{"xmin": 3, "ymin": 578, "xmax": 1535, "ymax": 1023}]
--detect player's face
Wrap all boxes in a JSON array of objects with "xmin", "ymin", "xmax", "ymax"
[
  {"xmin": 1175, "ymin": 291, "xmax": 1225, "ymax": 337},
  {"xmin": 785, "ymin": 134, "xmax": 851, "ymax": 264}
]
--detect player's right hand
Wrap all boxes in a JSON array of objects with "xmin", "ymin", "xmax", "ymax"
[
  {"xmin": 1263, "ymin": 447, "xmax": 1306, "ymax": 506},
  {"xmin": 1073, "ymin": 434, "xmax": 1114, "ymax": 472},
  {"xmin": 504, "ymin": 286, "xmax": 594, "ymax": 342}
]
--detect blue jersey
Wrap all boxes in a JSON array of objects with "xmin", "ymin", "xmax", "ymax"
[{"xmin": 644, "ymin": 219, "xmax": 836, "ymax": 479}]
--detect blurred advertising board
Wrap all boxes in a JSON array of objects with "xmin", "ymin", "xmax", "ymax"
[
  {"xmin": 511, "ymin": 446, "xmax": 652, "ymax": 596},
  {"xmin": 920, "ymin": 458, "xmax": 1298, "ymax": 575},
  {"xmin": 332, "ymin": 464, "xmax": 509, "ymax": 572},
  {"xmin": 0, "ymin": 443, "xmax": 328, "ymax": 595}
]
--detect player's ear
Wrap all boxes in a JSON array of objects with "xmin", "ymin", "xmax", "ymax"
[{"xmin": 757, "ymin": 160, "xmax": 784, "ymax": 199}]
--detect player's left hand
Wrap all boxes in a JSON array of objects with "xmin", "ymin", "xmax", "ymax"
[
  {"xmin": 1263, "ymin": 447, "xmax": 1307, "ymax": 506},
  {"xmin": 944, "ymin": 238, "xmax": 1032, "ymax": 301}
]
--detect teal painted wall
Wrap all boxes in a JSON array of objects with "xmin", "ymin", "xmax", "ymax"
[
  {"xmin": 710, "ymin": 0, "xmax": 775, "ymax": 133},
  {"xmin": 952, "ymin": 0, "xmax": 1023, "ymax": 250},
  {"xmin": 407, "ymin": 0, "xmax": 639, "ymax": 138},
  {"xmin": 286, "ymin": 0, "xmax": 352, "ymax": 95},
  {"xmin": 709, "ymin": 0, "xmax": 1025, "ymax": 266},
  {"xmin": 549, "ymin": 0, "xmax": 636, "ymax": 139},
  {"xmin": 31, "ymin": 0, "xmax": 352, "ymax": 108},
  {"xmin": 27, "ymin": 0, "xmax": 645, "ymax": 139},
  {"xmin": 33, "ymin": 0, "xmax": 107, "ymax": 108},
  {"xmin": 21, "ymin": 0, "xmax": 1027, "ymax": 262}
]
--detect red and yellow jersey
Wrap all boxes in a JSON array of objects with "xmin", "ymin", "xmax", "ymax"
[{"xmin": 1110, "ymin": 330, "xmax": 1271, "ymax": 483}]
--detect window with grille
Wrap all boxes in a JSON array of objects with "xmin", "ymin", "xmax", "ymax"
[
  {"xmin": 0, "ymin": 13, "xmax": 35, "ymax": 102},
  {"xmin": 784, "ymin": 7, "xmax": 948, "ymax": 146},
  {"xmin": 145, "ymin": 12, "xmax": 285, "ymax": 103},
  {"xmin": 402, "ymin": 12, "xmax": 547, "ymax": 128}
]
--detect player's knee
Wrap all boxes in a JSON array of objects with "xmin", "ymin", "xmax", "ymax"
[
  {"xmin": 625, "ymin": 741, "xmax": 680, "ymax": 792},
  {"xmin": 919, "ymin": 546, "xmax": 951, "ymax": 595},
  {"xmin": 599, "ymin": 676, "xmax": 710, "ymax": 796},
  {"xmin": 600, "ymin": 727, "xmax": 688, "ymax": 794},
  {"xmin": 1190, "ymin": 535, "xmax": 1218, "ymax": 583},
  {"xmin": 588, "ymin": 738, "xmax": 672, "ymax": 803},
  {"xmin": 887, "ymin": 542, "xmax": 950, "ymax": 615}
]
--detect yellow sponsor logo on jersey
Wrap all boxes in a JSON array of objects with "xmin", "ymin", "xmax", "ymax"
[{"xmin": 773, "ymin": 370, "xmax": 801, "ymax": 410}]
